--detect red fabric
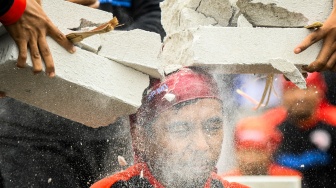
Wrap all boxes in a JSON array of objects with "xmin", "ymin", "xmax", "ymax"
[
  {"xmin": 264, "ymin": 100, "xmax": 336, "ymax": 129},
  {"xmin": 282, "ymin": 72, "xmax": 327, "ymax": 94},
  {"xmin": 221, "ymin": 163, "xmax": 302, "ymax": 177},
  {"xmin": 136, "ymin": 67, "xmax": 220, "ymax": 127},
  {"xmin": 234, "ymin": 116, "xmax": 283, "ymax": 151},
  {"xmin": 91, "ymin": 163, "xmax": 249, "ymax": 188},
  {"xmin": 0, "ymin": 0, "xmax": 26, "ymax": 25}
]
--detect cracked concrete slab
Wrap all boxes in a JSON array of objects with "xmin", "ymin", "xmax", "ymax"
[
  {"xmin": 160, "ymin": 26, "xmax": 323, "ymax": 87},
  {"xmin": 0, "ymin": 35, "xmax": 149, "ymax": 127},
  {"xmin": 98, "ymin": 29, "xmax": 162, "ymax": 78},
  {"xmin": 236, "ymin": 0, "xmax": 332, "ymax": 27},
  {"xmin": 160, "ymin": 0, "xmax": 233, "ymax": 35}
]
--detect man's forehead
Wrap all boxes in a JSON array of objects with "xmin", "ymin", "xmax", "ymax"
[{"xmin": 157, "ymin": 98, "xmax": 223, "ymax": 120}]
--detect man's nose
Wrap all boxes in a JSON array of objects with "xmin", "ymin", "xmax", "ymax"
[{"xmin": 192, "ymin": 130, "xmax": 210, "ymax": 151}]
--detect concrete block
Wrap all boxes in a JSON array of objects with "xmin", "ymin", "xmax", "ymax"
[
  {"xmin": 236, "ymin": 0, "xmax": 332, "ymax": 27},
  {"xmin": 98, "ymin": 29, "xmax": 163, "ymax": 78},
  {"xmin": 160, "ymin": 0, "xmax": 233, "ymax": 35},
  {"xmin": 42, "ymin": 0, "xmax": 113, "ymax": 33},
  {"xmin": 0, "ymin": 34, "xmax": 149, "ymax": 127},
  {"xmin": 160, "ymin": 26, "xmax": 323, "ymax": 88}
]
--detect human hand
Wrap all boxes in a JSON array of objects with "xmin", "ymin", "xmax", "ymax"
[
  {"xmin": 294, "ymin": 8, "xmax": 336, "ymax": 72},
  {"xmin": 4, "ymin": 0, "xmax": 76, "ymax": 77},
  {"xmin": 66, "ymin": 0, "xmax": 99, "ymax": 8}
]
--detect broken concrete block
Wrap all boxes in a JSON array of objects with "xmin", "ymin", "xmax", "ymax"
[
  {"xmin": 236, "ymin": 0, "xmax": 332, "ymax": 27},
  {"xmin": 0, "ymin": 34, "xmax": 149, "ymax": 127},
  {"xmin": 98, "ymin": 29, "xmax": 163, "ymax": 78},
  {"xmin": 160, "ymin": 0, "xmax": 233, "ymax": 35},
  {"xmin": 160, "ymin": 26, "xmax": 323, "ymax": 88},
  {"xmin": 76, "ymin": 34, "xmax": 102, "ymax": 53},
  {"xmin": 42, "ymin": 0, "xmax": 113, "ymax": 33}
]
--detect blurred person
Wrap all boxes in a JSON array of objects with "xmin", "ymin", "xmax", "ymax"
[
  {"xmin": 91, "ymin": 67, "xmax": 248, "ymax": 188},
  {"xmin": 221, "ymin": 116, "xmax": 301, "ymax": 177},
  {"xmin": 99, "ymin": 0, "xmax": 165, "ymax": 39},
  {"xmin": 263, "ymin": 72, "xmax": 336, "ymax": 188},
  {"xmin": 0, "ymin": 0, "xmax": 75, "ymax": 77}
]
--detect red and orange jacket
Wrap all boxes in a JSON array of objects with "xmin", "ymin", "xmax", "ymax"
[
  {"xmin": 91, "ymin": 163, "xmax": 249, "ymax": 188},
  {"xmin": 221, "ymin": 163, "xmax": 302, "ymax": 177},
  {"xmin": 0, "ymin": 0, "xmax": 26, "ymax": 26}
]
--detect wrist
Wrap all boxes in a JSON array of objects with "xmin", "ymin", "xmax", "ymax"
[{"xmin": 0, "ymin": 0, "xmax": 27, "ymax": 26}]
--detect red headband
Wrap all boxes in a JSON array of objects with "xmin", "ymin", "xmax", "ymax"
[{"xmin": 135, "ymin": 67, "xmax": 221, "ymax": 127}]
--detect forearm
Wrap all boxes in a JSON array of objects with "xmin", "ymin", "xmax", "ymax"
[{"xmin": 0, "ymin": 0, "xmax": 26, "ymax": 25}]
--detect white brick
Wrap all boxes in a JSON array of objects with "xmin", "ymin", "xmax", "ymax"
[
  {"xmin": 42, "ymin": 0, "xmax": 113, "ymax": 33},
  {"xmin": 0, "ymin": 34, "xmax": 149, "ymax": 127},
  {"xmin": 98, "ymin": 30, "xmax": 163, "ymax": 78},
  {"xmin": 160, "ymin": 27, "xmax": 323, "ymax": 88},
  {"xmin": 160, "ymin": 0, "xmax": 233, "ymax": 35},
  {"xmin": 235, "ymin": 0, "xmax": 332, "ymax": 27}
]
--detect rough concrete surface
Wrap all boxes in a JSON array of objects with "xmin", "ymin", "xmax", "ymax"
[
  {"xmin": 98, "ymin": 30, "xmax": 162, "ymax": 78},
  {"xmin": 160, "ymin": 0, "xmax": 233, "ymax": 35},
  {"xmin": 0, "ymin": 34, "xmax": 149, "ymax": 127},
  {"xmin": 236, "ymin": 0, "xmax": 332, "ymax": 27},
  {"xmin": 160, "ymin": 26, "xmax": 323, "ymax": 88}
]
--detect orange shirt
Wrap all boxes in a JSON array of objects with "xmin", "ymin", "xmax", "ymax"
[{"xmin": 91, "ymin": 163, "xmax": 249, "ymax": 188}]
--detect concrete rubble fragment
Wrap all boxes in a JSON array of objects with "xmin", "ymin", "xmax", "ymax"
[
  {"xmin": 98, "ymin": 29, "xmax": 163, "ymax": 78},
  {"xmin": 160, "ymin": 0, "xmax": 233, "ymax": 35},
  {"xmin": 236, "ymin": 0, "xmax": 332, "ymax": 27},
  {"xmin": 160, "ymin": 26, "xmax": 323, "ymax": 88}
]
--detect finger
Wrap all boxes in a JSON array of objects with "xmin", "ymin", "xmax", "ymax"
[
  {"xmin": 47, "ymin": 22, "xmax": 76, "ymax": 54},
  {"xmin": 28, "ymin": 40, "xmax": 43, "ymax": 74},
  {"xmin": 16, "ymin": 40, "xmax": 28, "ymax": 68},
  {"xmin": 294, "ymin": 28, "xmax": 326, "ymax": 54},
  {"xmin": 323, "ymin": 50, "xmax": 336, "ymax": 71},
  {"xmin": 304, "ymin": 32, "xmax": 336, "ymax": 72},
  {"xmin": 38, "ymin": 35, "xmax": 55, "ymax": 77}
]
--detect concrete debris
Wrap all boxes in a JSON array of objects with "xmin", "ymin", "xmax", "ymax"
[
  {"xmin": 235, "ymin": 0, "xmax": 332, "ymax": 27},
  {"xmin": 236, "ymin": 0, "xmax": 308, "ymax": 27},
  {"xmin": 160, "ymin": 0, "xmax": 232, "ymax": 35},
  {"xmin": 98, "ymin": 29, "xmax": 162, "ymax": 78},
  {"xmin": 0, "ymin": 34, "xmax": 149, "ymax": 128},
  {"xmin": 160, "ymin": 26, "xmax": 323, "ymax": 86}
]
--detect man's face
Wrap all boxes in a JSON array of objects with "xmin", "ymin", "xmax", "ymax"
[
  {"xmin": 236, "ymin": 148, "xmax": 272, "ymax": 175},
  {"xmin": 282, "ymin": 87, "xmax": 322, "ymax": 121},
  {"xmin": 143, "ymin": 98, "xmax": 224, "ymax": 187}
]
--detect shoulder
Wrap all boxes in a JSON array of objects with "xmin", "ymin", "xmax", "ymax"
[
  {"xmin": 90, "ymin": 164, "xmax": 142, "ymax": 188},
  {"xmin": 268, "ymin": 163, "xmax": 302, "ymax": 177}
]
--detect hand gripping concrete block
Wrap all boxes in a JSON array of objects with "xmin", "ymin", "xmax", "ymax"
[{"xmin": 160, "ymin": 26, "xmax": 323, "ymax": 88}]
